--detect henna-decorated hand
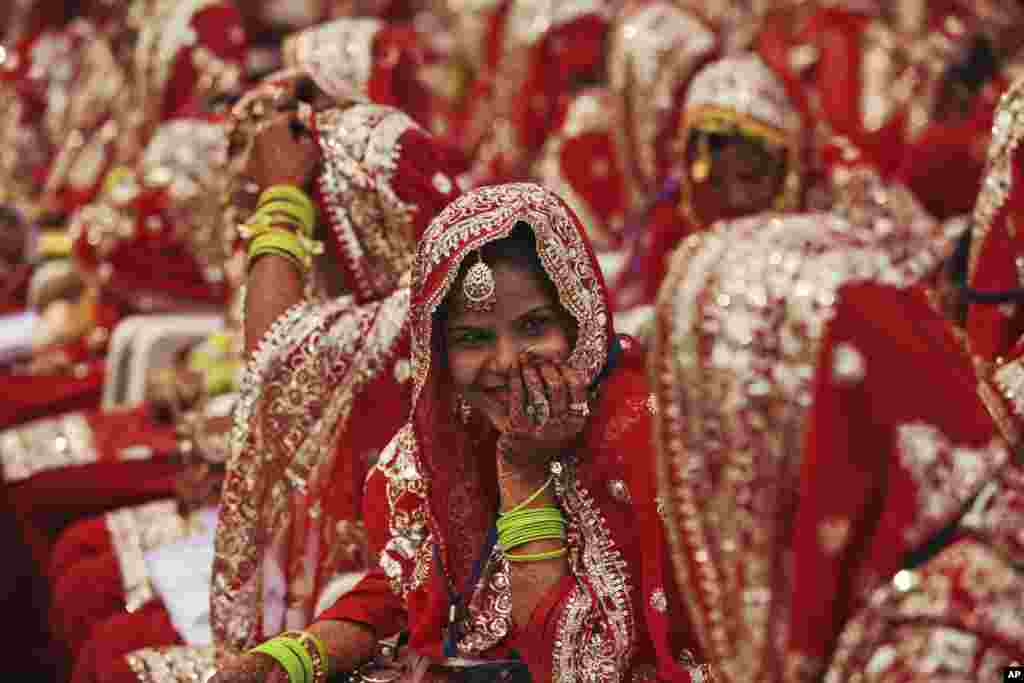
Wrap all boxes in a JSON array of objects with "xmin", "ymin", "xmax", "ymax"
[
  {"xmin": 207, "ymin": 652, "xmax": 289, "ymax": 683},
  {"xmin": 495, "ymin": 350, "xmax": 590, "ymax": 475},
  {"xmin": 244, "ymin": 113, "xmax": 320, "ymax": 191}
]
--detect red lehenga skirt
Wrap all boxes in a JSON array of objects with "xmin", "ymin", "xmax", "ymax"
[{"xmin": 1, "ymin": 405, "xmax": 185, "ymax": 679}]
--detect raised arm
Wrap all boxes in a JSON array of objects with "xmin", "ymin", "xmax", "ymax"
[{"xmin": 239, "ymin": 115, "xmax": 320, "ymax": 355}]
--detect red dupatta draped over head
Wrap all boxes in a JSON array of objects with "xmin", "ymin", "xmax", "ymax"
[
  {"xmin": 679, "ymin": 53, "xmax": 804, "ymax": 225},
  {"xmin": 332, "ymin": 182, "xmax": 702, "ymax": 680},
  {"xmin": 283, "ymin": 16, "xmax": 432, "ymax": 127},
  {"xmin": 534, "ymin": 88, "xmax": 631, "ymax": 252},
  {"xmin": 211, "ymin": 102, "xmax": 462, "ymax": 654},
  {"xmin": 607, "ymin": 2, "xmax": 718, "ymax": 212},
  {"xmin": 388, "ymin": 183, "xmax": 618, "ymax": 655},
  {"xmin": 468, "ymin": 0, "xmax": 611, "ymax": 184}
]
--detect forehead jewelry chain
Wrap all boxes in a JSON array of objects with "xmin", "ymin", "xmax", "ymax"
[{"xmin": 463, "ymin": 250, "xmax": 497, "ymax": 312}]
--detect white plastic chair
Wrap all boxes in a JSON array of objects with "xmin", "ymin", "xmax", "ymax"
[{"xmin": 102, "ymin": 314, "xmax": 225, "ymax": 410}]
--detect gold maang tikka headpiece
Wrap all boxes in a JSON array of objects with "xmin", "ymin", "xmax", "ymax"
[{"xmin": 462, "ymin": 250, "xmax": 497, "ymax": 312}]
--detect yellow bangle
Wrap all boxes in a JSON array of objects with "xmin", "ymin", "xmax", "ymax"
[
  {"xmin": 248, "ymin": 230, "xmax": 309, "ymax": 272},
  {"xmin": 258, "ymin": 199, "xmax": 316, "ymax": 235},
  {"xmin": 239, "ymin": 214, "xmax": 306, "ymax": 241},
  {"xmin": 259, "ymin": 185, "xmax": 316, "ymax": 220}
]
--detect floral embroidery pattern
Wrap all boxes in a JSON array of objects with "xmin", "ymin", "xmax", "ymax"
[
  {"xmin": 895, "ymin": 422, "xmax": 1008, "ymax": 547},
  {"xmin": 1, "ymin": 412, "xmax": 98, "ymax": 482},
  {"xmin": 212, "ymin": 291, "xmax": 409, "ymax": 652}
]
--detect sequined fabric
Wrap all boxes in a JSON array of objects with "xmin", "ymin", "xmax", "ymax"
[
  {"xmin": 1, "ymin": 412, "xmax": 98, "ymax": 482},
  {"xmin": 534, "ymin": 88, "xmax": 628, "ymax": 250},
  {"xmin": 652, "ymin": 210, "xmax": 951, "ymax": 682},
  {"xmin": 969, "ymin": 77, "xmax": 1024, "ymax": 279},
  {"xmin": 106, "ymin": 500, "xmax": 203, "ymax": 612},
  {"xmin": 825, "ymin": 539, "xmax": 1024, "ymax": 682},
  {"xmin": 212, "ymin": 290, "xmax": 410, "ymax": 652},
  {"xmin": 607, "ymin": 3, "xmax": 716, "ymax": 205},
  {"xmin": 126, "ymin": 644, "xmax": 217, "ymax": 683},
  {"xmin": 290, "ymin": 17, "xmax": 381, "ymax": 102},
  {"xmin": 315, "ymin": 104, "xmax": 447, "ymax": 304}
]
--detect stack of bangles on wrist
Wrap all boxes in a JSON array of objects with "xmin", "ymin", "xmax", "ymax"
[
  {"xmin": 240, "ymin": 185, "xmax": 323, "ymax": 272},
  {"xmin": 497, "ymin": 474, "xmax": 567, "ymax": 562},
  {"xmin": 249, "ymin": 630, "xmax": 328, "ymax": 683}
]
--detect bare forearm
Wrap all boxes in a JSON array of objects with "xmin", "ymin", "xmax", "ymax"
[
  {"xmin": 244, "ymin": 255, "xmax": 304, "ymax": 354},
  {"xmin": 508, "ymin": 536, "xmax": 569, "ymax": 627},
  {"xmin": 499, "ymin": 474, "xmax": 569, "ymax": 628},
  {"xmin": 306, "ymin": 619, "xmax": 378, "ymax": 676}
]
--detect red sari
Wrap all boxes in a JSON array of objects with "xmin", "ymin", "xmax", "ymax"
[
  {"xmin": 0, "ymin": 0, "xmax": 246, "ymax": 432},
  {"xmin": 614, "ymin": 52, "xmax": 804, "ymax": 314},
  {"xmin": 315, "ymin": 183, "xmax": 704, "ymax": 681},
  {"xmin": 1, "ymin": 112, "xmax": 234, "ymax": 574},
  {"xmin": 649, "ymin": 121, "xmax": 1018, "ymax": 679},
  {"xmin": 77, "ymin": 102, "xmax": 461, "ymax": 683},
  {"xmin": 467, "ymin": 0, "xmax": 611, "ymax": 185}
]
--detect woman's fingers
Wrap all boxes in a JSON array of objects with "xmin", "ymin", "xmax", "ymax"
[
  {"xmin": 521, "ymin": 360, "xmax": 550, "ymax": 427},
  {"xmin": 537, "ymin": 360, "xmax": 568, "ymax": 418}
]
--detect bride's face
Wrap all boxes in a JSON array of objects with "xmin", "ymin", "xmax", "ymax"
[{"xmin": 444, "ymin": 260, "xmax": 575, "ymax": 429}]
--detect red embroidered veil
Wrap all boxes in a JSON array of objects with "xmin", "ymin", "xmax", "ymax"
[{"xmin": 316, "ymin": 183, "xmax": 706, "ymax": 681}]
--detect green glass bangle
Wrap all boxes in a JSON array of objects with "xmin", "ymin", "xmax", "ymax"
[
  {"xmin": 497, "ymin": 528, "xmax": 565, "ymax": 552},
  {"xmin": 498, "ymin": 505, "xmax": 564, "ymax": 523},
  {"xmin": 280, "ymin": 631, "xmax": 328, "ymax": 683},
  {"xmin": 505, "ymin": 546, "xmax": 568, "ymax": 563},
  {"xmin": 496, "ymin": 507, "xmax": 564, "ymax": 532},
  {"xmin": 239, "ymin": 214, "xmax": 304, "ymax": 240},
  {"xmin": 281, "ymin": 637, "xmax": 314, "ymax": 683},
  {"xmin": 500, "ymin": 532, "xmax": 566, "ymax": 553},
  {"xmin": 250, "ymin": 638, "xmax": 307, "ymax": 683},
  {"xmin": 499, "ymin": 518, "xmax": 564, "ymax": 536},
  {"xmin": 500, "ymin": 530, "xmax": 565, "ymax": 552}
]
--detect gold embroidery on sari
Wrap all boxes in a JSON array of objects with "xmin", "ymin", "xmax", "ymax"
[
  {"xmin": 213, "ymin": 291, "xmax": 409, "ymax": 652},
  {"xmin": 106, "ymin": 499, "xmax": 193, "ymax": 612},
  {"xmin": 1, "ymin": 412, "xmax": 98, "ymax": 482},
  {"xmin": 653, "ymin": 212, "xmax": 952, "ymax": 681},
  {"xmin": 825, "ymin": 540, "xmax": 1024, "ymax": 681},
  {"xmin": 895, "ymin": 422, "xmax": 1008, "ymax": 547},
  {"xmin": 125, "ymin": 644, "xmax": 217, "ymax": 683},
  {"xmin": 550, "ymin": 458, "xmax": 636, "ymax": 682}
]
